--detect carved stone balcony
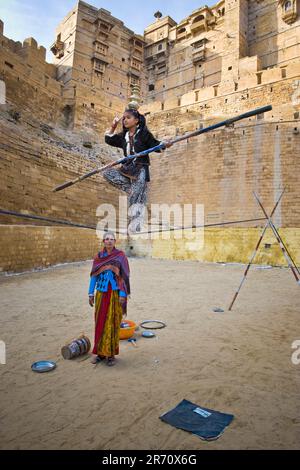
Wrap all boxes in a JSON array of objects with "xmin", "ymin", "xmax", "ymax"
[
  {"xmin": 156, "ymin": 65, "xmax": 167, "ymax": 74},
  {"xmin": 190, "ymin": 8, "xmax": 215, "ymax": 35},
  {"xmin": 192, "ymin": 46, "xmax": 206, "ymax": 63},
  {"xmin": 279, "ymin": 0, "xmax": 298, "ymax": 24},
  {"xmin": 177, "ymin": 28, "xmax": 188, "ymax": 40},
  {"xmin": 92, "ymin": 52, "xmax": 109, "ymax": 64},
  {"xmin": 128, "ymin": 67, "xmax": 141, "ymax": 77},
  {"xmin": 190, "ymin": 18, "xmax": 207, "ymax": 34},
  {"xmin": 92, "ymin": 58, "xmax": 107, "ymax": 73}
]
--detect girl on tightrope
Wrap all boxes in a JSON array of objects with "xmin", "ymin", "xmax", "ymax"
[{"xmin": 103, "ymin": 108, "xmax": 172, "ymax": 233}]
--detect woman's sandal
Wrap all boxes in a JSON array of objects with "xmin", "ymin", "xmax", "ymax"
[
  {"xmin": 91, "ymin": 355, "xmax": 105, "ymax": 364},
  {"xmin": 107, "ymin": 357, "xmax": 116, "ymax": 367}
]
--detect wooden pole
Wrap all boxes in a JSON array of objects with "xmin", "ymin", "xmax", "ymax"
[
  {"xmin": 53, "ymin": 105, "xmax": 272, "ymax": 192},
  {"xmin": 228, "ymin": 189, "xmax": 285, "ymax": 311},
  {"xmin": 253, "ymin": 191, "xmax": 300, "ymax": 283}
]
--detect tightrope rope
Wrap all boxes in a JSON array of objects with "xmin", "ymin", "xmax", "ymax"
[{"xmin": 0, "ymin": 208, "xmax": 267, "ymax": 234}]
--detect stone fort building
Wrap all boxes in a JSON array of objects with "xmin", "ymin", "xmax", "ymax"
[{"xmin": 0, "ymin": 0, "xmax": 299, "ymax": 272}]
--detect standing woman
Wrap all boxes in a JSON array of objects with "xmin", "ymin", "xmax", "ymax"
[
  {"xmin": 103, "ymin": 108, "xmax": 172, "ymax": 232},
  {"xmin": 88, "ymin": 231, "xmax": 130, "ymax": 366}
]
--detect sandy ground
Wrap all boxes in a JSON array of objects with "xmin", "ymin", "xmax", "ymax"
[{"xmin": 0, "ymin": 257, "xmax": 300, "ymax": 450}]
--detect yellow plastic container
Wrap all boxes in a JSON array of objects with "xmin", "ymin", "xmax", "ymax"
[{"xmin": 119, "ymin": 320, "xmax": 136, "ymax": 340}]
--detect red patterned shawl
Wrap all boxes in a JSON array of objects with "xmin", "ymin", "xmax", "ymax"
[{"xmin": 90, "ymin": 248, "xmax": 130, "ymax": 295}]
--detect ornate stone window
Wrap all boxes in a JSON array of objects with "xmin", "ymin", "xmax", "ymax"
[
  {"xmin": 93, "ymin": 58, "xmax": 106, "ymax": 73},
  {"xmin": 129, "ymin": 74, "xmax": 140, "ymax": 87},
  {"xmin": 93, "ymin": 41, "xmax": 108, "ymax": 56},
  {"xmin": 279, "ymin": 0, "xmax": 298, "ymax": 24},
  {"xmin": 130, "ymin": 57, "xmax": 142, "ymax": 71}
]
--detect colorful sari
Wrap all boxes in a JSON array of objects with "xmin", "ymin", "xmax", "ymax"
[{"xmin": 91, "ymin": 248, "xmax": 130, "ymax": 357}]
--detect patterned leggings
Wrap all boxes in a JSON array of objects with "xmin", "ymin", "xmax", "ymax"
[{"xmin": 103, "ymin": 166, "xmax": 148, "ymax": 233}]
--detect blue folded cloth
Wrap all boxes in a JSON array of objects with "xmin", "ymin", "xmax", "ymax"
[{"xmin": 160, "ymin": 399, "xmax": 234, "ymax": 441}]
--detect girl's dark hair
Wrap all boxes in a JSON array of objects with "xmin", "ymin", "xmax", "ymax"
[{"xmin": 122, "ymin": 108, "xmax": 146, "ymax": 132}]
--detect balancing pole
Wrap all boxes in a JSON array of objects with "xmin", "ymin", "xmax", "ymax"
[
  {"xmin": 228, "ymin": 189, "xmax": 285, "ymax": 311},
  {"xmin": 53, "ymin": 105, "xmax": 272, "ymax": 192},
  {"xmin": 253, "ymin": 191, "xmax": 300, "ymax": 284}
]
